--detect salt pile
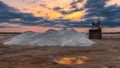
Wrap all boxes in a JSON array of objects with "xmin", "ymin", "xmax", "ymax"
[{"xmin": 4, "ymin": 29, "xmax": 94, "ymax": 46}]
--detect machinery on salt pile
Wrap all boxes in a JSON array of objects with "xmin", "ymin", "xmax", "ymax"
[{"xmin": 89, "ymin": 20, "xmax": 102, "ymax": 39}]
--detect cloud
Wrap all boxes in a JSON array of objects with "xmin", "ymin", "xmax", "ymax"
[
  {"xmin": 53, "ymin": 0, "xmax": 85, "ymax": 14},
  {"xmin": 70, "ymin": 0, "xmax": 84, "ymax": 8},
  {"xmin": 0, "ymin": 26, "xmax": 18, "ymax": 28},
  {"xmin": 83, "ymin": 0, "xmax": 120, "ymax": 27},
  {"xmin": 53, "ymin": 0, "xmax": 120, "ymax": 27},
  {"xmin": 0, "ymin": 1, "xmax": 91, "ymax": 28},
  {"xmin": 106, "ymin": 0, "xmax": 120, "ymax": 6},
  {"xmin": 0, "ymin": 0, "xmax": 120, "ymax": 28},
  {"xmin": 0, "ymin": 1, "xmax": 43, "ymax": 25},
  {"xmin": 53, "ymin": 7, "xmax": 62, "ymax": 11}
]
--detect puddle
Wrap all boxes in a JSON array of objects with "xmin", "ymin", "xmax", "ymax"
[{"xmin": 54, "ymin": 56, "xmax": 89, "ymax": 65}]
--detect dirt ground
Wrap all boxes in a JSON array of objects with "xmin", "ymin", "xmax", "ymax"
[{"xmin": 0, "ymin": 34, "xmax": 120, "ymax": 68}]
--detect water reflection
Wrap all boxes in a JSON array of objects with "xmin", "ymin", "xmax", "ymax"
[{"xmin": 55, "ymin": 56, "xmax": 89, "ymax": 65}]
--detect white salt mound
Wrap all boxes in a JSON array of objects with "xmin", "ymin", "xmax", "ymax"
[{"xmin": 4, "ymin": 29, "xmax": 94, "ymax": 46}]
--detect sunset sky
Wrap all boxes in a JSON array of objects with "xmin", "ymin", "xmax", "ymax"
[{"xmin": 0, "ymin": 0, "xmax": 120, "ymax": 32}]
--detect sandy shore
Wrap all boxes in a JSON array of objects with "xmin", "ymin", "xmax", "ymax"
[{"xmin": 0, "ymin": 34, "xmax": 120, "ymax": 68}]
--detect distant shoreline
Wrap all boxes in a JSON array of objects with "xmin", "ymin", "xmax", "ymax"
[
  {"xmin": 0, "ymin": 32, "xmax": 120, "ymax": 34},
  {"xmin": 0, "ymin": 32, "xmax": 22, "ymax": 34},
  {"xmin": 0, "ymin": 28, "xmax": 120, "ymax": 33}
]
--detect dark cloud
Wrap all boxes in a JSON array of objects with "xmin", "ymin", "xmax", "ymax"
[
  {"xmin": 22, "ymin": 0, "xmax": 37, "ymax": 4},
  {"xmin": 70, "ymin": 0, "xmax": 83, "ymax": 8},
  {"xmin": 53, "ymin": 7, "xmax": 84, "ymax": 15},
  {"xmin": 52, "ymin": 0, "xmax": 120, "ymax": 27},
  {"xmin": 84, "ymin": 0, "xmax": 120, "ymax": 27},
  {"xmin": 0, "ymin": 0, "xmax": 120, "ymax": 28},
  {"xmin": 53, "ymin": 7, "xmax": 62, "ymax": 11},
  {"xmin": 0, "ymin": 1, "xmax": 43, "ymax": 25},
  {"xmin": 84, "ymin": 0, "xmax": 109, "ymax": 19},
  {"xmin": 53, "ymin": 0, "xmax": 85, "ymax": 14},
  {"xmin": 0, "ymin": 1, "xmax": 91, "ymax": 28},
  {"xmin": 60, "ymin": 8, "xmax": 84, "ymax": 14},
  {"xmin": 0, "ymin": 25, "xmax": 19, "ymax": 28}
]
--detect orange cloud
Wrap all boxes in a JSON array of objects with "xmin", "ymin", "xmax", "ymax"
[
  {"xmin": 18, "ymin": 0, "xmax": 87, "ymax": 20},
  {"xmin": 64, "ymin": 10, "xmax": 86, "ymax": 21},
  {"xmin": 106, "ymin": 0, "xmax": 120, "ymax": 6}
]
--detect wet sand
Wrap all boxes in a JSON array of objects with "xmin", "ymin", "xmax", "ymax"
[{"xmin": 0, "ymin": 34, "xmax": 120, "ymax": 68}]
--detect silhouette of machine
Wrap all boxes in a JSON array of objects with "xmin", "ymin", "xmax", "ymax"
[
  {"xmin": 89, "ymin": 20, "xmax": 102, "ymax": 39},
  {"xmin": 92, "ymin": 20, "xmax": 100, "ymax": 28}
]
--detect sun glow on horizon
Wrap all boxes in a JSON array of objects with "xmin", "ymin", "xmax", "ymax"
[
  {"xmin": 64, "ymin": 10, "xmax": 86, "ymax": 21},
  {"xmin": 1, "ymin": 0, "xmax": 88, "ymax": 21},
  {"xmin": 0, "ymin": 0, "xmax": 120, "ymax": 32},
  {"xmin": 1, "ymin": 0, "xmax": 120, "ymax": 21}
]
